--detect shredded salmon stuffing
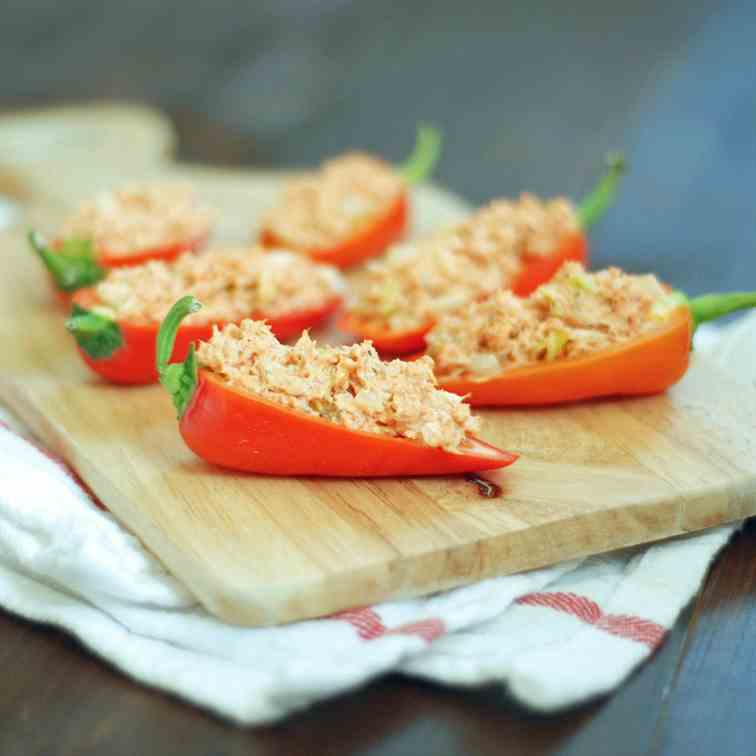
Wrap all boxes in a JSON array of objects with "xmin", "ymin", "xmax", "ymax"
[
  {"xmin": 196, "ymin": 321, "xmax": 481, "ymax": 453},
  {"xmin": 59, "ymin": 183, "xmax": 215, "ymax": 257},
  {"xmin": 92, "ymin": 247, "xmax": 344, "ymax": 326},
  {"xmin": 260, "ymin": 153, "xmax": 405, "ymax": 250},
  {"xmin": 348, "ymin": 194, "xmax": 579, "ymax": 331},
  {"xmin": 426, "ymin": 263, "xmax": 674, "ymax": 379}
]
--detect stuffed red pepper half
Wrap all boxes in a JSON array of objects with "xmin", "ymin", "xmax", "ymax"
[
  {"xmin": 30, "ymin": 183, "xmax": 215, "ymax": 297},
  {"xmin": 259, "ymin": 125, "xmax": 442, "ymax": 269},
  {"xmin": 156, "ymin": 296, "xmax": 517, "ymax": 477},
  {"xmin": 64, "ymin": 246, "xmax": 345, "ymax": 385}
]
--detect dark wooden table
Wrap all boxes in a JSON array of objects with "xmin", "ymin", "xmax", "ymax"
[{"xmin": 2, "ymin": 1, "xmax": 756, "ymax": 752}]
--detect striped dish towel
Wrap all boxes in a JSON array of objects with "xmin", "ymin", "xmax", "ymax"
[{"xmin": 0, "ymin": 315, "xmax": 751, "ymax": 726}]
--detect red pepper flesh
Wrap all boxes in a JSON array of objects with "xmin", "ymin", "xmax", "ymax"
[
  {"xmin": 95, "ymin": 233, "xmax": 207, "ymax": 268},
  {"xmin": 511, "ymin": 232, "xmax": 588, "ymax": 297},
  {"xmin": 179, "ymin": 369, "xmax": 518, "ymax": 476},
  {"xmin": 45, "ymin": 234, "xmax": 207, "ymax": 306},
  {"xmin": 339, "ymin": 232, "xmax": 588, "ymax": 354},
  {"xmin": 339, "ymin": 154, "xmax": 626, "ymax": 355},
  {"xmin": 260, "ymin": 192, "xmax": 408, "ymax": 270},
  {"xmin": 338, "ymin": 312, "xmax": 433, "ymax": 355},
  {"xmin": 70, "ymin": 288, "xmax": 341, "ymax": 385},
  {"xmin": 258, "ymin": 125, "xmax": 441, "ymax": 270}
]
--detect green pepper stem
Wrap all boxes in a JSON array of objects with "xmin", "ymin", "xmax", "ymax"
[
  {"xmin": 399, "ymin": 124, "xmax": 443, "ymax": 184},
  {"xmin": 156, "ymin": 296, "xmax": 203, "ymax": 418},
  {"xmin": 29, "ymin": 230, "xmax": 105, "ymax": 292},
  {"xmin": 577, "ymin": 153, "xmax": 627, "ymax": 230},
  {"xmin": 65, "ymin": 303, "xmax": 123, "ymax": 360},
  {"xmin": 688, "ymin": 291, "xmax": 756, "ymax": 329},
  {"xmin": 156, "ymin": 296, "xmax": 202, "ymax": 374},
  {"xmin": 67, "ymin": 311, "xmax": 106, "ymax": 335}
]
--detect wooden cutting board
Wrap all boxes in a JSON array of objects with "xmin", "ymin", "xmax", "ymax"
[{"xmin": 2, "ymin": 108, "xmax": 756, "ymax": 628}]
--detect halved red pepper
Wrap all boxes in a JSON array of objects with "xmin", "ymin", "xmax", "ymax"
[
  {"xmin": 65, "ymin": 287, "xmax": 342, "ymax": 386},
  {"xmin": 259, "ymin": 125, "xmax": 441, "ymax": 269},
  {"xmin": 433, "ymin": 290, "xmax": 756, "ymax": 406},
  {"xmin": 340, "ymin": 155, "xmax": 625, "ymax": 354},
  {"xmin": 338, "ymin": 313, "xmax": 431, "ymax": 356},
  {"xmin": 157, "ymin": 297, "xmax": 518, "ymax": 477},
  {"xmin": 30, "ymin": 232, "xmax": 106, "ymax": 302},
  {"xmin": 28, "ymin": 230, "xmax": 207, "ymax": 303},
  {"xmin": 97, "ymin": 235, "xmax": 206, "ymax": 269}
]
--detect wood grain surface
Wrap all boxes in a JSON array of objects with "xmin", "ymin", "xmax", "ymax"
[{"xmin": 2, "ymin": 161, "xmax": 755, "ymax": 626}]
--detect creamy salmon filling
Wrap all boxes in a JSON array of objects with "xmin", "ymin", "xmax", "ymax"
[
  {"xmin": 426, "ymin": 263, "xmax": 673, "ymax": 379},
  {"xmin": 260, "ymin": 153, "xmax": 405, "ymax": 250},
  {"xmin": 196, "ymin": 321, "xmax": 481, "ymax": 453},
  {"xmin": 91, "ymin": 247, "xmax": 344, "ymax": 326},
  {"xmin": 348, "ymin": 194, "xmax": 579, "ymax": 332},
  {"xmin": 59, "ymin": 183, "xmax": 215, "ymax": 257}
]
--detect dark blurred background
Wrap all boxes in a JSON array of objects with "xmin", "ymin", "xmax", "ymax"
[{"xmin": 3, "ymin": 0, "xmax": 754, "ymax": 295}]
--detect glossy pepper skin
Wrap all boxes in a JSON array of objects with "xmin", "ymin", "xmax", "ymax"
[
  {"xmin": 338, "ymin": 312, "xmax": 432, "ymax": 356},
  {"xmin": 158, "ymin": 297, "xmax": 518, "ymax": 477},
  {"xmin": 433, "ymin": 290, "xmax": 756, "ymax": 407},
  {"xmin": 259, "ymin": 125, "xmax": 441, "ymax": 270},
  {"xmin": 510, "ymin": 233, "xmax": 588, "ymax": 297},
  {"xmin": 66, "ymin": 288, "xmax": 341, "ymax": 386},
  {"xmin": 181, "ymin": 369, "xmax": 516, "ymax": 476},
  {"xmin": 96, "ymin": 235, "xmax": 207, "ymax": 269},
  {"xmin": 340, "ymin": 155, "xmax": 625, "ymax": 355},
  {"xmin": 260, "ymin": 192, "xmax": 408, "ymax": 270}
]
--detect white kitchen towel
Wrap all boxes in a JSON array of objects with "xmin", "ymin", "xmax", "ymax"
[{"xmin": 0, "ymin": 316, "xmax": 751, "ymax": 726}]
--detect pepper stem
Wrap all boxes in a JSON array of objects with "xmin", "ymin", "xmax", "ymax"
[
  {"xmin": 156, "ymin": 296, "xmax": 203, "ymax": 418},
  {"xmin": 688, "ymin": 291, "xmax": 756, "ymax": 329},
  {"xmin": 29, "ymin": 230, "xmax": 105, "ymax": 292},
  {"xmin": 399, "ymin": 124, "xmax": 443, "ymax": 184},
  {"xmin": 65, "ymin": 303, "xmax": 123, "ymax": 360},
  {"xmin": 577, "ymin": 153, "xmax": 627, "ymax": 230}
]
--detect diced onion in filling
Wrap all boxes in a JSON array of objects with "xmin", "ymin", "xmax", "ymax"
[{"xmin": 426, "ymin": 262, "xmax": 673, "ymax": 379}]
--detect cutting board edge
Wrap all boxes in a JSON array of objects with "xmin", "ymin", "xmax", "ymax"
[{"xmin": 115, "ymin": 483, "xmax": 756, "ymax": 626}]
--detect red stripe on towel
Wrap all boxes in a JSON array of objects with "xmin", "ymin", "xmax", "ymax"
[
  {"xmin": 516, "ymin": 591, "xmax": 666, "ymax": 649},
  {"xmin": 331, "ymin": 607, "xmax": 446, "ymax": 643},
  {"xmin": 330, "ymin": 607, "xmax": 385, "ymax": 640},
  {"xmin": 387, "ymin": 618, "xmax": 446, "ymax": 643}
]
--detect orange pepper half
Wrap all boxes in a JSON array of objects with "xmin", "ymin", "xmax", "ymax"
[
  {"xmin": 432, "ymin": 287, "xmax": 756, "ymax": 406},
  {"xmin": 439, "ymin": 306, "xmax": 693, "ymax": 406}
]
